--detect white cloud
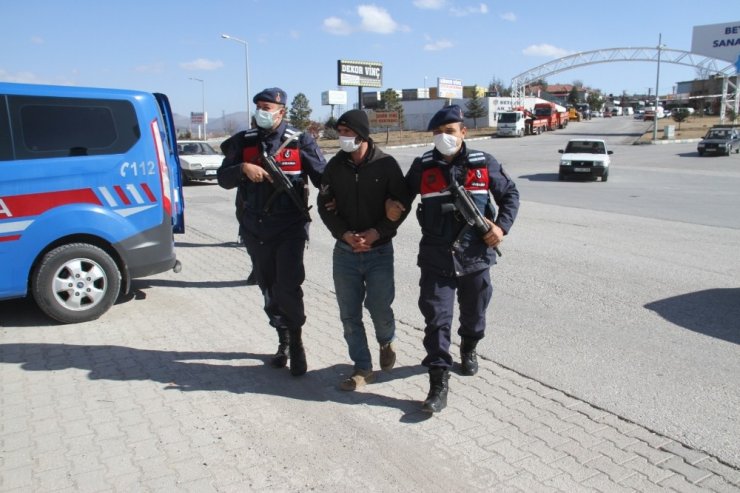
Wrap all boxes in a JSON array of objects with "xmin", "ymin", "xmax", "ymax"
[
  {"xmin": 323, "ymin": 16, "xmax": 353, "ymax": 35},
  {"xmin": 413, "ymin": 0, "xmax": 446, "ymax": 9},
  {"xmin": 500, "ymin": 12, "xmax": 516, "ymax": 22},
  {"xmin": 450, "ymin": 3, "xmax": 488, "ymax": 16},
  {"xmin": 424, "ymin": 39, "xmax": 453, "ymax": 51},
  {"xmin": 358, "ymin": 5, "xmax": 408, "ymax": 34},
  {"xmin": 0, "ymin": 69, "xmax": 44, "ymax": 83},
  {"xmin": 179, "ymin": 58, "xmax": 224, "ymax": 71},
  {"xmin": 325, "ymin": 5, "xmax": 408, "ymax": 35},
  {"xmin": 522, "ymin": 44, "xmax": 571, "ymax": 58},
  {"xmin": 31, "ymin": 36, "xmax": 44, "ymax": 45},
  {"xmin": 289, "ymin": 30, "xmax": 300, "ymax": 39}
]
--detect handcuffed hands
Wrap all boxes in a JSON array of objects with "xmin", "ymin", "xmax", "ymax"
[{"xmin": 342, "ymin": 228, "xmax": 379, "ymax": 252}]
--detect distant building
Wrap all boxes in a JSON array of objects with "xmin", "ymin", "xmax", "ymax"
[
  {"xmin": 395, "ymin": 96, "xmax": 546, "ymax": 131},
  {"xmin": 675, "ymin": 75, "xmax": 738, "ymax": 114}
]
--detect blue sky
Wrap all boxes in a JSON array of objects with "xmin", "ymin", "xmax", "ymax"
[{"xmin": 1, "ymin": 1, "xmax": 737, "ymax": 121}]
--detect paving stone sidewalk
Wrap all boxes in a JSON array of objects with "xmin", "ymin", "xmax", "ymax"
[{"xmin": 1, "ymin": 226, "xmax": 739, "ymax": 492}]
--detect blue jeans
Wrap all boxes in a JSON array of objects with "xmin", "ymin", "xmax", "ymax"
[{"xmin": 333, "ymin": 241, "xmax": 396, "ymax": 371}]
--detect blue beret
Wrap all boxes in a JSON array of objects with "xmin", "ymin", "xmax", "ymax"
[
  {"xmin": 253, "ymin": 87, "xmax": 287, "ymax": 105},
  {"xmin": 427, "ymin": 104, "xmax": 465, "ymax": 131}
]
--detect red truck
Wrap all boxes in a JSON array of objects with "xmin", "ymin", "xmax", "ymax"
[{"xmin": 534, "ymin": 102, "xmax": 569, "ymax": 131}]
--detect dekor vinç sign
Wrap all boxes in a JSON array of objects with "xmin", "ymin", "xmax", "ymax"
[{"xmin": 337, "ymin": 60, "xmax": 383, "ymax": 88}]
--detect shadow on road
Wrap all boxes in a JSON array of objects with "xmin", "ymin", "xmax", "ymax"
[
  {"xmin": 0, "ymin": 298, "xmax": 54, "ymax": 328},
  {"xmin": 0, "ymin": 342, "xmax": 432, "ymax": 422},
  {"xmin": 518, "ymin": 173, "xmax": 559, "ymax": 182},
  {"xmin": 644, "ymin": 288, "xmax": 740, "ymax": 344}
]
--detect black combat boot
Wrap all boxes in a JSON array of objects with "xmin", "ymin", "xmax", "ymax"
[
  {"xmin": 460, "ymin": 337, "xmax": 479, "ymax": 376},
  {"xmin": 422, "ymin": 367, "xmax": 449, "ymax": 413},
  {"xmin": 271, "ymin": 328, "xmax": 290, "ymax": 368},
  {"xmin": 288, "ymin": 327, "xmax": 307, "ymax": 376}
]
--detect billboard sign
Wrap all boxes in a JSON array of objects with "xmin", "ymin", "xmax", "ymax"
[
  {"xmin": 337, "ymin": 60, "xmax": 383, "ymax": 87},
  {"xmin": 437, "ymin": 77, "xmax": 463, "ymax": 99},
  {"xmin": 368, "ymin": 110, "xmax": 399, "ymax": 127},
  {"xmin": 321, "ymin": 90, "xmax": 348, "ymax": 105},
  {"xmin": 190, "ymin": 112, "xmax": 207, "ymax": 124},
  {"xmin": 691, "ymin": 21, "xmax": 740, "ymax": 67}
]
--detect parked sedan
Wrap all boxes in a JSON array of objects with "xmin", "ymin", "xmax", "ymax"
[
  {"xmin": 177, "ymin": 140, "xmax": 222, "ymax": 184},
  {"xmin": 697, "ymin": 127, "xmax": 740, "ymax": 156},
  {"xmin": 558, "ymin": 138, "xmax": 613, "ymax": 181}
]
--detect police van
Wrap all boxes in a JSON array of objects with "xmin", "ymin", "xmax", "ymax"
[{"xmin": 0, "ymin": 82, "xmax": 185, "ymax": 323}]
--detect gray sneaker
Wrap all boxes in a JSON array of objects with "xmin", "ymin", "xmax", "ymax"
[
  {"xmin": 379, "ymin": 341, "xmax": 396, "ymax": 371},
  {"xmin": 340, "ymin": 369, "xmax": 376, "ymax": 391}
]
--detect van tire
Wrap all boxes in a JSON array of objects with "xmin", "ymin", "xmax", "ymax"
[{"xmin": 32, "ymin": 243, "xmax": 121, "ymax": 324}]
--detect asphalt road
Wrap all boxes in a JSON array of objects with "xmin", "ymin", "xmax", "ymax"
[
  {"xmin": 4, "ymin": 115, "xmax": 739, "ymax": 469},
  {"xmin": 381, "ymin": 117, "xmax": 740, "ymax": 467}
]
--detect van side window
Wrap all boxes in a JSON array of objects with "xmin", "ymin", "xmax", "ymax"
[
  {"xmin": 0, "ymin": 96, "xmax": 11, "ymax": 161},
  {"xmin": 8, "ymin": 96, "xmax": 140, "ymax": 159}
]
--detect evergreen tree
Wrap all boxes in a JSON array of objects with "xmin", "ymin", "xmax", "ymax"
[
  {"xmin": 288, "ymin": 93, "xmax": 312, "ymax": 130},
  {"xmin": 381, "ymin": 88, "xmax": 405, "ymax": 128},
  {"xmin": 567, "ymin": 86, "xmax": 580, "ymax": 106},
  {"xmin": 465, "ymin": 93, "xmax": 486, "ymax": 129},
  {"xmin": 672, "ymin": 109, "xmax": 690, "ymax": 130},
  {"xmin": 587, "ymin": 92, "xmax": 603, "ymax": 112}
]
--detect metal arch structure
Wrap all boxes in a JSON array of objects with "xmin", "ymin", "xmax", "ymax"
[{"xmin": 511, "ymin": 47, "xmax": 738, "ymax": 123}]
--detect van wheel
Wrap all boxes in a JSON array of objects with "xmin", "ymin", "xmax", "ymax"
[
  {"xmin": 602, "ymin": 171, "xmax": 609, "ymax": 182},
  {"xmin": 32, "ymin": 243, "xmax": 121, "ymax": 324}
]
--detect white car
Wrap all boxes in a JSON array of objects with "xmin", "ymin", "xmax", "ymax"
[
  {"xmin": 177, "ymin": 140, "xmax": 222, "ymax": 184},
  {"xmin": 558, "ymin": 138, "xmax": 613, "ymax": 182}
]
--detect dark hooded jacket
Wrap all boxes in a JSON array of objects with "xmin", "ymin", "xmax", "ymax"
[{"xmin": 317, "ymin": 141, "xmax": 409, "ymax": 246}]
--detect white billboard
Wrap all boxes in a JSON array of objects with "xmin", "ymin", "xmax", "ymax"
[
  {"xmin": 691, "ymin": 21, "xmax": 740, "ymax": 66},
  {"xmin": 437, "ymin": 77, "xmax": 463, "ymax": 99},
  {"xmin": 321, "ymin": 90, "xmax": 348, "ymax": 106}
]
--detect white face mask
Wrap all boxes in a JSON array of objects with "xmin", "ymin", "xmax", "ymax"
[
  {"xmin": 255, "ymin": 108, "xmax": 279, "ymax": 129},
  {"xmin": 338, "ymin": 136, "xmax": 361, "ymax": 153},
  {"xmin": 434, "ymin": 133, "xmax": 460, "ymax": 156}
]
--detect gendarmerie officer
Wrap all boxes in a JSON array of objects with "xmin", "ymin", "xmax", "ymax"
[
  {"xmin": 394, "ymin": 105, "xmax": 519, "ymax": 412},
  {"xmin": 217, "ymin": 87, "xmax": 326, "ymax": 376}
]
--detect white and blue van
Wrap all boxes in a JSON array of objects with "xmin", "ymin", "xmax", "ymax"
[{"xmin": 0, "ymin": 82, "xmax": 185, "ymax": 323}]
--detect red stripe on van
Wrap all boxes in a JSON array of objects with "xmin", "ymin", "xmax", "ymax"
[
  {"xmin": 114, "ymin": 185, "xmax": 131, "ymax": 205},
  {"xmin": 140, "ymin": 183, "xmax": 156, "ymax": 202},
  {"xmin": 1, "ymin": 189, "xmax": 101, "ymax": 219}
]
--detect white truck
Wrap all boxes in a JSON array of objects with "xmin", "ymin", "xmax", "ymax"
[{"xmin": 496, "ymin": 108, "xmax": 547, "ymax": 137}]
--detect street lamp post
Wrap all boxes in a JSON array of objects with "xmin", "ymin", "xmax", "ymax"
[
  {"xmin": 652, "ymin": 33, "xmax": 664, "ymax": 142},
  {"xmin": 221, "ymin": 34, "xmax": 251, "ymax": 127},
  {"xmin": 189, "ymin": 77, "xmax": 206, "ymax": 140}
]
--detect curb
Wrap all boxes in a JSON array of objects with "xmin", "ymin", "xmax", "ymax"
[{"xmin": 633, "ymin": 138, "xmax": 702, "ymax": 145}]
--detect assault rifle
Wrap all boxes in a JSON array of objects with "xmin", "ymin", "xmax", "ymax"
[
  {"xmin": 261, "ymin": 132, "xmax": 312, "ymax": 220},
  {"xmin": 443, "ymin": 183, "xmax": 502, "ymax": 257}
]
